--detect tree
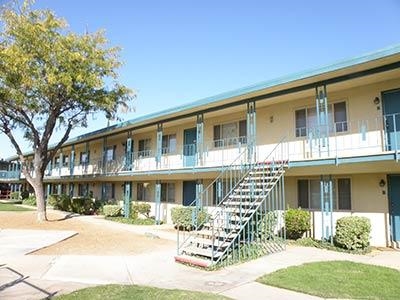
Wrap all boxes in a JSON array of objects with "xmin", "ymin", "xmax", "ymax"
[{"xmin": 0, "ymin": 1, "xmax": 134, "ymax": 221}]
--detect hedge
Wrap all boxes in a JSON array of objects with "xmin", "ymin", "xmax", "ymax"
[{"xmin": 334, "ymin": 216, "xmax": 371, "ymax": 250}]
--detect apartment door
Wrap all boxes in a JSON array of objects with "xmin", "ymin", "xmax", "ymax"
[
  {"xmin": 182, "ymin": 181, "xmax": 196, "ymax": 206},
  {"xmin": 388, "ymin": 175, "xmax": 400, "ymax": 242},
  {"xmin": 383, "ymin": 89, "xmax": 400, "ymax": 151},
  {"xmin": 183, "ymin": 128, "xmax": 196, "ymax": 167}
]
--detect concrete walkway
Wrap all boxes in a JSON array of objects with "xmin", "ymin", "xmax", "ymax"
[{"xmin": 1, "ymin": 216, "xmax": 400, "ymax": 299}]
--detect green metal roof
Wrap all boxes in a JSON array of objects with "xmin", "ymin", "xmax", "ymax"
[{"xmin": 7, "ymin": 43, "xmax": 400, "ymax": 160}]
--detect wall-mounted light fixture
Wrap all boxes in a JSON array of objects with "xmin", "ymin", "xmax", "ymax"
[
  {"xmin": 379, "ymin": 179, "xmax": 386, "ymax": 188},
  {"xmin": 374, "ymin": 97, "xmax": 381, "ymax": 110}
]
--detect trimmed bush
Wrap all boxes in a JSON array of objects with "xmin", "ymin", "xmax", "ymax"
[
  {"xmin": 171, "ymin": 206, "xmax": 209, "ymax": 230},
  {"xmin": 22, "ymin": 195, "xmax": 36, "ymax": 206},
  {"xmin": 49, "ymin": 194, "xmax": 72, "ymax": 211},
  {"xmin": 103, "ymin": 205, "xmax": 122, "ymax": 217},
  {"xmin": 334, "ymin": 216, "xmax": 371, "ymax": 250},
  {"xmin": 285, "ymin": 207, "xmax": 311, "ymax": 240},
  {"xmin": 10, "ymin": 191, "xmax": 20, "ymax": 200},
  {"xmin": 131, "ymin": 202, "xmax": 151, "ymax": 218},
  {"xmin": 71, "ymin": 197, "xmax": 94, "ymax": 215}
]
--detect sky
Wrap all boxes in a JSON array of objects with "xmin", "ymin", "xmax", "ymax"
[{"xmin": 1, "ymin": 0, "xmax": 400, "ymax": 158}]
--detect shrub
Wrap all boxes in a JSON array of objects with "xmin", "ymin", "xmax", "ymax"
[
  {"xmin": 103, "ymin": 205, "xmax": 122, "ymax": 217},
  {"xmin": 171, "ymin": 206, "xmax": 209, "ymax": 230},
  {"xmin": 71, "ymin": 197, "xmax": 94, "ymax": 215},
  {"xmin": 131, "ymin": 202, "xmax": 151, "ymax": 218},
  {"xmin": 49, "ymin": 194, "xmax": 72, "ymax": 211},
  {"xmin": 334, "ymin": 216, "xmax": 371, "ymax": 250},
  {"xmin": 285, "ymin": 207, "xmax": 311, "ymax": 240},
  {"xmin": 20, "ymin": 190, "xmax": 29, "ymax": 200},
  {"xmin": 10, "ymin": 191, "xmax": 20, "ymax": 200},
  {"xmin": 22, "ymin": 195, "xmax": 36, "ymax": 206}
]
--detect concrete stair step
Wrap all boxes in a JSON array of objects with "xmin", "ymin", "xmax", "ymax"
[
  {"xmin": 174, "ymin": 254, "xmax": 212, "ymax": 268},
  {"xmin": 189, "ymin": 237, "xmax": 230, "ymax": 248},
  {"xmin": 194, "ymin": 229, "xmax": 238, "ymax": 239},
  {"xmin": 183, "ymin": 245, "xmax": 223, "ymax": 258}
]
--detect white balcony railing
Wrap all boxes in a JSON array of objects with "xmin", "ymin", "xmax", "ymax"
[{"xmin": 3, "ymin": 113, "xmax": 400, "ymax": 180}]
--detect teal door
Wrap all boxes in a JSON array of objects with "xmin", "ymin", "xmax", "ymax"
[
  {"xmin": 388, "ymin": 175, "xmax": 400, "ymax": 242},
  {"xmin": 383, "ymin": 90, "xmax": 400, "ymax": 151},
  {"xmin": 183, "ymin": 128, "xmax": 196, "ymax": 167}
]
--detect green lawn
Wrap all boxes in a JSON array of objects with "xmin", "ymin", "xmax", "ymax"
[
  {"xmin": 55, "ymin": 284, "xmax": 230, "ymax": 300},
  {"xmin": 257, "ymin": 261, "xmax": 400, "ymax": 299},
  {"xmin": 0, "ymin": 203, "xmax": 33, "ymax": 211}
]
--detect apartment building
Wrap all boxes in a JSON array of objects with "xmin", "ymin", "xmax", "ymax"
[{"xmin": 2, "ymin": 45, "xmax": 400, "ymax": 251}]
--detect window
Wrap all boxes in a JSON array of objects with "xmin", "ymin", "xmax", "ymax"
[
  {"xmin": 78, "ymin": 183, "xmax": 89, "ymax": 196},
  {"xmin": 162, "ymin": 134, "xmax": 177, "ymax": 154},
  {"xmin": 80, "ymin": 151, "xmax": 90, "ymax": 165},
  {"xmin": 62, "ymin": 155, "xmax": 69, "ymax": 167},
  {"xmin": 214, "ymin": 120, "xmax": 247, "ymax": 147},
  {"xmin": 213, "ymin": 180, "xmax": 232, "ymax": 204},
  {"xmin": 295, "ymin": 101, "xmax": 347, "ymax": 137},
  {"xmin": 137, "ymin": 182, "xmax": 150, "ymax": 201},
  {"xmin": 138, "ymin": 139, "xmax": 151, "ymax": 157},
  {"xmin": 161, "ymin": 183, "xmax": 175, "ymax": 203},
  {"xmin": 297, "ymin": 178, "xmax": 351, "ymax": 210},
  {"xmin": 54, "ymin": 156, "xmax": 60, "ymax": 168},
  {"xmin": 102, "ymin": 183, "xmax": 115, "ymax": 200},
  {"xmin": 104, "ymin": 146, "xmax": 116, "ymax": 162}
]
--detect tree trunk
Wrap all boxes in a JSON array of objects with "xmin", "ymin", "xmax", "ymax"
[{"xmin": 32, "ymin": 178, "xmax": 47, "ymax": 222}]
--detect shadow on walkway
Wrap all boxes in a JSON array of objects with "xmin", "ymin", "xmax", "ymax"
[{"xmin": 0, "ymin": 265, "xmax": 57, "ymax": 299}]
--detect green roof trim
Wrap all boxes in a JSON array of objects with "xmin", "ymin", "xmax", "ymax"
[
  {"xmin": 73, "ymin": 43, "xmax": 400, "ymax": 140},
  {"xmin": 6, "ymin": 43, "xmax": 400, "ymax": 160}
]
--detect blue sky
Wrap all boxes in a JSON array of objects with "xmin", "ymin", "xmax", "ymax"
[{"xmin": 1, "ymin": 0, "xmax": 400, "ymax": 158}]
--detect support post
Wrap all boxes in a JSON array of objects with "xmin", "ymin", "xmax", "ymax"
[
  {"xmin": 70, "ymin": 145, "xmax": 75, "ymax": 176},
  {"xmin": 155, "ymin": 181, "xmax": 161, "ymax": 225},
  {"xmin": 57, "ymin": 183, "xmax": 62, "ymax": 195},
  {"xmin": 124, "ymin": 182, "xmax": 131, "ymax": 218},
  {"xmin": 125, "ymin": 132, "xmax": 133, "ymax": 171},
  {"xmin": 102, "ymin": 137, "xmax": 107, "ymax": 173},
  {"xmin": 195, "ymin": 179, "xmax": 203, "ymax": 208},
  {"xmin": 247, "ymin": 101, "xmax": 256, "ymax": 163},
  {"xmin": 59, "ymin": 152, "xmax": 63, "ymax": 176},
  {"xmin": 156, "ymin": 124, "xmax": 163, "ymax": 168},
  {"xmin": 69, "ymin": 183, "xmax": 74, "ymax": 198},
  {"xmin": 320, "ymin": 175, "xmax": 333, "ymax": 243},
  {"xmin": 196, "ymin": 114, "xmax": 204, "ymax": 166},
  {"xmin": 315, "ymin": 85, "xmax": 329, "ymax": 157}
]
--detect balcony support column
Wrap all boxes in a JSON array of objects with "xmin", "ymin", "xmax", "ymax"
[
  {"xmin": 124, "ymin": 181, "xmax": 131, "ymax": 218},
  {"xmin": 59, "ymin": 152, "xmax": 63, "ymax": 176},
  {"xmin": 69, "ymin": 183, "xmax": 74, "ymax": 198},
  {"xmin": 156, "ymin": 124, "xmax": 163, "ymax": 168},
  {"xmin": 196, "ymin": 114, "xmax": 204, "ymax": 166},
  {"xmin": 57, "ymin": 183, "xmax": 62, "ymax": 195},
  {"xmin": 125, "ymin": 132, "xmax": 133, "ymax": 171},
  {"xmin": 315, "ymin": 85, "xmax": 330, "ymax": 157},
  {"xmin": 102, "ymin": 137, "xmax": 107, "ymax": 173},
  {"xmin": 155, "ymin": 180, "xmax": 161, "ymax": 225},
  {"xmin": 247, "ymin": 101, "xmax": 256, "ymax": 163},
  {"xmin": 195, "ymin": 179, "xmax": 203, "ymax": 208},
  {"xmin": 70, "ymin": 145, "xmax": 75, "ymax": 176}
]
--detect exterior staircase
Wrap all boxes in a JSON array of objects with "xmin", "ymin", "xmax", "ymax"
[{"xmin": 175, "ymin": 140, "xmax": 288, "ymax": 268}]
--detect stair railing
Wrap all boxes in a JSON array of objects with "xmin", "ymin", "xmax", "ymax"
[{"xmin": 177, "ymin": 137, "xmax": 288, "ymax": 258}]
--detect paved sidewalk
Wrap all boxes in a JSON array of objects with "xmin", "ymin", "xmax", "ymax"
[
  {"xmin": 0, "ymin": 229, "xmax": 76, "ymax": 256},
  {"xmin": 1, "ymin": 215, "xmax": 400, "ymax": 299}
]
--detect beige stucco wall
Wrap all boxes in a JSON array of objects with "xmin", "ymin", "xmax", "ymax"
[{"xmin": 286, "ymin": 173, "xmax": 390, "ymax": 246}]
